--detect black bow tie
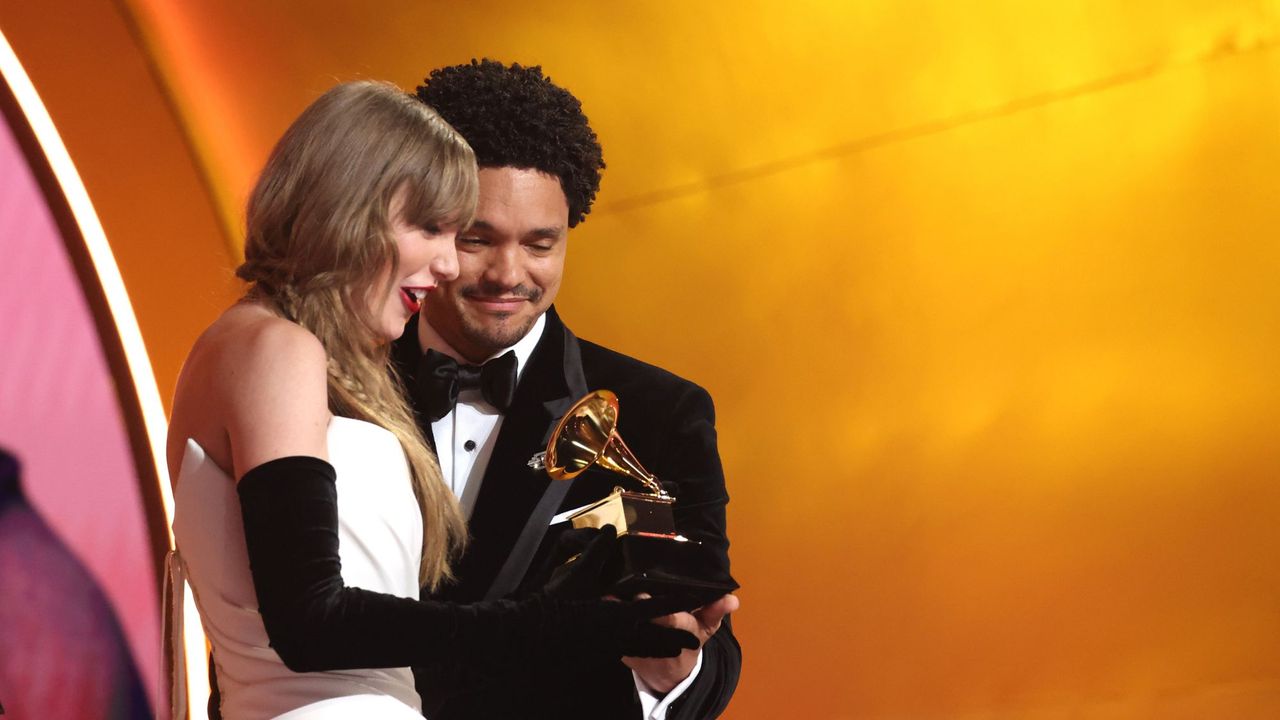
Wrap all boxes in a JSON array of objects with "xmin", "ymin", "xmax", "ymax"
[{"xmin": 416, "ymin": 349, "xmax": 519, "ymax": 422}]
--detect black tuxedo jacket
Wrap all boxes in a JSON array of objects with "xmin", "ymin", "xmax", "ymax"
[{"xmin": 394, "ymin": 306, "xmax": 740, "ymax": 719}]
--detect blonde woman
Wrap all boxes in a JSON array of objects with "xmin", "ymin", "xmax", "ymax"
[{"xmin": 167, "ymin": 81, "xmax": 696, "ymax": 719}]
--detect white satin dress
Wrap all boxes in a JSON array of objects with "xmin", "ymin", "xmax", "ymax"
[{"xmin": 172, "ymin": 417, "xmax": 425, "ymax": 719}]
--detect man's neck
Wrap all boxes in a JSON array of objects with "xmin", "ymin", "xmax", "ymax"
[
  {"xmin": 416, "ymin": 312, "xmax": 549, "ymax": 379},
  {"xmin": 416, "ymin": 312, "xmax": 473, "ymax": 363}
]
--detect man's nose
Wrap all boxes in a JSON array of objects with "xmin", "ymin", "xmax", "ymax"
[{"xmin": 483, "ymin": 246, "xmax": 522, "ymax": 288}]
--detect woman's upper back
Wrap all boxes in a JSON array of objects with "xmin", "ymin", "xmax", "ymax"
[{"xmin": 167, "ymin": 301, "xmax": 332, "ymax": 484}]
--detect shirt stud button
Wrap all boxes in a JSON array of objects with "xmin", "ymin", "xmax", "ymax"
[{"xmin": 463, "ymin": 440, "xmax": 477, "ymax": 452}]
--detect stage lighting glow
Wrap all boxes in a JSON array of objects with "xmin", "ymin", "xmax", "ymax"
[{"xmin": 0, "ymin": 27, "xmax": 209, "ymax": 719}]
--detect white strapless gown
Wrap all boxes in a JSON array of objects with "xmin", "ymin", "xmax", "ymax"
[{"xmin": 172, "ymin": 417, "xmax": 425, "ymax": 719}]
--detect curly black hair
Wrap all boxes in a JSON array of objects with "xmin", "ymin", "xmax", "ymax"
[{"xmin": 416, "ymin": 59, "xmax": 605, "ymax": 228}]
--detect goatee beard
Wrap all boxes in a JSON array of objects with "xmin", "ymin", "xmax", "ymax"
[{"xmin": 459, "ymin": 312, "xmax": 538, "ymax": 356}]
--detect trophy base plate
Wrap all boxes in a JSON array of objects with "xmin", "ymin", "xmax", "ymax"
[{"xmin": 608, "ymin": 534, "xmax": 739, "ymax": 605}]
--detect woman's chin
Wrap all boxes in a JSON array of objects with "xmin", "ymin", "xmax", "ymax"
[
  {"xmin": 372, "ymin": 324, "xmax": 400, "ymax": 346},
  {"xmin": 374, "ymin": 309, "xmax": 411, "ymax": 345}
]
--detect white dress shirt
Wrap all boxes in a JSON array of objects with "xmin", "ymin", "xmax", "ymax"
[
  {"xmin": 422, "ymin": 314, "xmax": 546, "ymax": 518},
  {"xmin": 635, "ymin": 650, "xmax": 704, "ymax": 719},
  {"xmin": 417, "ymin": 312, "xmax": 699, "ymax": 719}
]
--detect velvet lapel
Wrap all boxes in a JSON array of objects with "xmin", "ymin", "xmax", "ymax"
[{"xmin": 445, "ymin": 307, "xmax": 586, "ymax": 601}]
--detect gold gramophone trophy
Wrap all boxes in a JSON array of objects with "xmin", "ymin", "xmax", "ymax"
[{"xmin": 534, "ymin": 390, "xmax": 738, "ymax": 601}]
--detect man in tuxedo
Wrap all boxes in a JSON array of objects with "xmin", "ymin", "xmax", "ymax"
[{"xmin": 393, "ymin": 59, "xmax": 741, "ymax": 719}]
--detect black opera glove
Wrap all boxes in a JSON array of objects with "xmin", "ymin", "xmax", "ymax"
[
  {"xmin": 540, "ymin": 525, "xmax": 621, "ymax": 600},
  {"xmin": 236, "ymin": 456, "xmax": 699, "ymax": 673}
]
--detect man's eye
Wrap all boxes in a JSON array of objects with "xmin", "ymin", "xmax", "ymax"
[
  {"xmin": 459, "ymin": 237, "xmax": 486, "ymax": 245},
  {"xmin": 529, "ymin": 244, "xmax": 552, "ymax": 252}
]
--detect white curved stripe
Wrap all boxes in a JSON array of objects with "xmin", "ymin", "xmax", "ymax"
[{"xmin": 0, "ymin": 28, "xmax": 209, "ymax": 719}]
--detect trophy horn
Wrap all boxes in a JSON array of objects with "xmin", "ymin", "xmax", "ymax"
[{"xmin": 545, "ymin": 390, "xmax": 668, "ymax": 497}]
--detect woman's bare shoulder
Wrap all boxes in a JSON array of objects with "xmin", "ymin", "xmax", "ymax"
[
  {"xmin": 176, "ymin": 305, "xmax": 325, "ymax": 399},
  {"xmin": 210, "ymin": 302, "xmax": 322, "ymax": 357},
  {"xmin": 169, "ymin": 302, "xmax": 331, "ymax": 480}
]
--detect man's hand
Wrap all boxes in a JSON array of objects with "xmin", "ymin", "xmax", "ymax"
[{"xmin": 623, "ymin": 593, "xmax": 739, "ymax": 694}]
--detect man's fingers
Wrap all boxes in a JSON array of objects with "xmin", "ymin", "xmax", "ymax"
[
  {"xmin": 631, "ymin": 593, "xmax": 702, "ymax": 619},
  {"xmin": 624, "ymin": 592, "xmax": 739, "ymax": 639},
  {"xmin": 693, "ymin": 593, "xmax": 740, "ymax": 633},
  {"xmin": 710, "ymin": 592, "xmax": 740, "ymax": 617}
]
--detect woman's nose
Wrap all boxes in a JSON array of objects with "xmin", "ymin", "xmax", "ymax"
[{"xmin": 432, "ymin": 244, "xmax": 460, "ymax": 282}]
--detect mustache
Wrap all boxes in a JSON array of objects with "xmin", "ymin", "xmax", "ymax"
[{"xmin": 460, "ymin": 282, "xmax": 542, "ymax": 302}]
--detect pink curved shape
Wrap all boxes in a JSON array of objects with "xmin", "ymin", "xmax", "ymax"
[{"xmin": 0, "ymin": 109, "xmax": 158, "ymax": 706}]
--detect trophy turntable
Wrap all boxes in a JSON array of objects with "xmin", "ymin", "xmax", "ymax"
[{"xmin": 531, "ymin": 390, "xmax": 739, "ymax": 602}]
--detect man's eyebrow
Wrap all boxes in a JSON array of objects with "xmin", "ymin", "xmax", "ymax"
[
  {"xmin": 465, "ymin": 220, "xmax": 563, "ymax": 239},
  {"xmin": 525, "ymin": 226, "xmax": 565, "ymax": 241}
]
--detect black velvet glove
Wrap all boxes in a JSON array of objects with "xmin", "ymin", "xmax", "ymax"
[
  {"xmin": 542, "ymin": 525, "xmax": 620, "ymax": 600},
  {"xmin": 236, "ymin": 456, "xmax": 699, "ymax": 673}
]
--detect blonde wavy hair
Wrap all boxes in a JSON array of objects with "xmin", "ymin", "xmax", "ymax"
[{"xmin": 236, "ymin": 80, "xmax": 476, "ymax": 589}]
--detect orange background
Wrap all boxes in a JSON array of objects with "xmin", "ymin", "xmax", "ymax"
[{"xmin": 4, "ymin": 1, "xmax": 1280, "ymax": 717}]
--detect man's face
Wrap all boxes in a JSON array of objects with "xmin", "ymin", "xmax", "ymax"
[{"xmin": 423, "ymin": 166, "xmax": 569, "ymax": 362}]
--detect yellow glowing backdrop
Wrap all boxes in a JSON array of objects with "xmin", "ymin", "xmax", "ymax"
[{"xmin": 5, "ymin": 1, "xmax": 1280, "ymax": 717}]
